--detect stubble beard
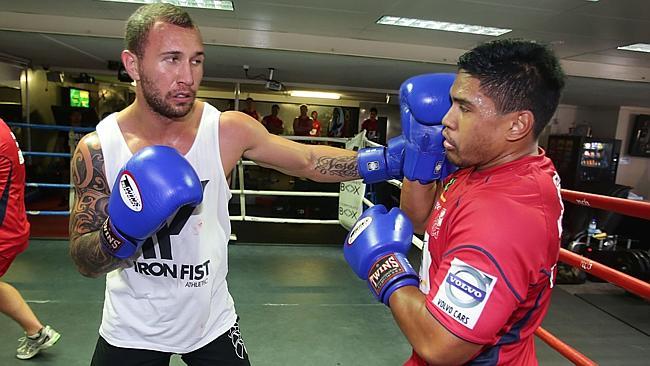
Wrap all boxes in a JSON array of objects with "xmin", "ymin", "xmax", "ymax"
[
  {"xmin": 446, "ymin": 151, "xmax": 464, "ymax": 168},
  {"xmin": 139, "ymin": 72, "xmax": 193, "ymax": 119}
]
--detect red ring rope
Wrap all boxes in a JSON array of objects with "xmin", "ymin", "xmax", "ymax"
[
  {"xmin": 559, "ymin": 248, "xmax": 650, "ymax": 300},
  {"xmin": 535, "ymin": 327, "xmax": 598, "ymax": 366},
  {"xmin": 561, "ymin": 189, "xmax": 650, "ymax": 220},
  {"xmin": 540, "ymin": 188, "xmax": 649, "ymax": 364}
]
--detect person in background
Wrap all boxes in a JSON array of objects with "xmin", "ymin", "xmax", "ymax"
[
  {"xmin": 293, "ymin": 104, "xmax": 312, "ymax": 136},
  {"xmin": 0, "ymin": 118, "xmax": 61, "ymax": 360},
  {"xmin": 342, "ymin": 109, "xmax": 353, "ymax": 137},
  {"xmin": 361, "ymin": 107, "xmax": 379, "ymax": 142},
  {"xmin": 241, "ymin": 97, "xmax": 259, "ymax": 121},
  {"xmin": 310, "ymin": 110, "xmax": 322, "ymax": 138},
  {"xmin": 328, "ymin": 107, "xmax": 344, "ymax": 138},
  {"xmin": 261, "ymin": 104, "xmax": 284, "ymax": 135}
]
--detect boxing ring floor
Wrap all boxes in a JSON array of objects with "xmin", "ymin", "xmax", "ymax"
[{"xmin": 0, "ymin": 241, "xmax": 648, "ymax": 366}]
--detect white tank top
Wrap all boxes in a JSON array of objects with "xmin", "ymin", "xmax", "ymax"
[{"xmin": 96, "ymin": 103, "xmax": 236, "ymax": 353}]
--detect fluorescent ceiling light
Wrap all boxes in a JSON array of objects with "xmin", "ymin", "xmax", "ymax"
[
  {"xmin": 100, "ymin": 0, "xmax": 234, "ymax": 11},
  {"xmin": 617, "ymin": 43, "xmax": 650, "ymax": 53},
  {"xmin": 377, "ymin": 16, "xmax": 511, "ymax": 36},
  {"xmin": 290, "ymin": 91, "xmax": 341, "ymax": 100}
]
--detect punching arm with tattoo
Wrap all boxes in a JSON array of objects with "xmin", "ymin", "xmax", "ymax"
[
  {"xmin": 220, "ymin": 111, "xmax": 360, "ymax": 182},
  {"xmin": 69, "ymin": 133, "xmax": 130, "ymax": 277}
]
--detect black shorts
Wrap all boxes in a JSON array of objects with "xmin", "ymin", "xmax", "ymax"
[{"xmin": 91, "ymin": 320, "xmax": 250, "ymax": 366}]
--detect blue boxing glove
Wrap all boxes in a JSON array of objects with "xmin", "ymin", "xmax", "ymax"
[
  {"xmin": 100, "ymin": 146, "xmax": 203, "ymax": 259},
  {"xmin": 357, "ymin": 135, "xmax": 405, "ymax": 184},
  {"xmin": 400, "ymin": 73, "xmax": 455, "ymax": 184},
  {"xmin": 344, "ymin": 205, "xmax": 418, "ymax": 305}
]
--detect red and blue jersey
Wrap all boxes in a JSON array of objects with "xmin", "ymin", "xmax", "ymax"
[
  {"xmin": 0, "ymin": 118, "xmax": 29, "ymax": 253},
  {"xmin": 406, "ymin": 150, "xmax": 563, "ymax": 365}
]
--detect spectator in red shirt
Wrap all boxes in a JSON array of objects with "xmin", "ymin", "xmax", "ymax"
[
  {"xmin": 0, "ymin": 118, "xmax": 61, "ymax": 360},
  {"xmin": 261, "ymin": 104, "xmax": 284, "ymax": 135},
  {"xmin": 293, "ymin": 104, "xmax": 313, "ymax": 136},
  {"xmin": 310, "ymin": 111, "xmax": 322, "ymax": 138},
  {"xmin": 361, "ymin": 107, "xmax": 379, "ymax": 142},
  {"xmin": 241, "ymin": 97, "xmax": 259, "ymax": 121}
]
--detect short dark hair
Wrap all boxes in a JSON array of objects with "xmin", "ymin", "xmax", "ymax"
[
  {"xmin": 125, "ymin": 3, "xmax": 195, "ymax": 57},
  {"xmin": 246, "ymin": 97, "xmax": 254, "ymax": 102},
  {"xmin": 370, "ymin": 107, "xmax": 378, "ymax": 114},
  {"xmin": 457, "ymin": 39, "xmax": 565, "ymax": 137},
  {"xmin": 272, "ymin": 104, "xmax": 280, "ymax": 109}
]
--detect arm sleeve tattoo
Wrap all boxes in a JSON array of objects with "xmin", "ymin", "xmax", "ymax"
[
  {"xmin": 68, "ymin": 133, "xmax": 129, "ymax": 277},
  {"xmin": 314, "ymin": 155, "xmax": 359, "ymax": 178}
]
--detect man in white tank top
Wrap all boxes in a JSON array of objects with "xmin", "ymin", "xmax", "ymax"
[{"xmin": 68, "ymin": 4, "xmax": 377, "ymax": 366}]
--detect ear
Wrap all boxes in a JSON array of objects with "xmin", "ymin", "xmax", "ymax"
[
  {"xmin": 121, "ymin": 50, "xmax": 140, "ymax": 81},
  {"xmin": 506, "ymin": 110, "xmax": 534, "ymax": 142}
]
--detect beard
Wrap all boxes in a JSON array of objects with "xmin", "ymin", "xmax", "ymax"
[
  {"xmin": 445, "ymin": 151, "xmax": 463, "ymax": 168},
  {"xmin": 139, "ymin": 71, "xmax": 194, "ymax": 119}
]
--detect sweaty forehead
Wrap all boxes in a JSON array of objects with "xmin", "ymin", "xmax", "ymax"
[{"xmin": 451, "ymin": 72, "xmax": 480, "ymax": 96}]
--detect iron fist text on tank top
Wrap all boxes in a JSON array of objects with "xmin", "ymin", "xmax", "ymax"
[{"xmin": 96, "ymin": 103, "xmax": 236, "ymax": 353}]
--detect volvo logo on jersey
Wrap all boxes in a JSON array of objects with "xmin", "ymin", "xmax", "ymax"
[{"xmin": 432, "ymin": 257, "xmax": 497, "ymax": 329}]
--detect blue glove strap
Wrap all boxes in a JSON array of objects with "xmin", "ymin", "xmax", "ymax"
[
  {"xmin": 100, "ymin": 218, "xmax": 142, "ymax": 259},
  {"xmin": 358, "ymin": 147, "xmax": 391, "ymax": 184},
  {"xmin": 382, "ymin": 275, "xmax": 419, "ymax": 307},
  {"xmin": 403, "ymin": 143, "xmax": 446, "ymax": 184},
  {"xmin": 366, "ymin": 251, "xmax": 418, "ymax": 305},
  {"xmin": 385, "ymin": 136, "xmax": 405, "ymax": 180}
]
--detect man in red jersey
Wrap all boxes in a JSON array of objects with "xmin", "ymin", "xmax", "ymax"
[
  {"xmin": 310, "ymin": 110, "xmax": 322, "ymax": 138},
  {"xmin": 241, "ymin": 97, "xmax": 259, "ymax": 121},
  {"xmin": 261, "ymin": 104, "xmax": 284, "ymax": 135},
  {"xmin": 293, "ymin": 104, "xmax": 313, "ymax": 136},
  {"xmin": 0, "ymin": 118, "xmax": 61, "ymax": 360},
  {"xmin": 343, "ymin": 39, "xmax": 565, "ymax": 365},
  {"xmin": 360, "ymin": 107, "xmax": 379, "ymax": 142}
]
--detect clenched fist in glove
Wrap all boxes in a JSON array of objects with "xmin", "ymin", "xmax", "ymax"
[
  {"xmin": 344, "ymin": 205, "xmax": 418, "ymax": 306},
  {"xmin": 100, "ymin": 145, "xmax": 203, "ymax": 259},
  {"xmin": 400, "ymin": 73, "xmax": 456, "ymax": 184}
]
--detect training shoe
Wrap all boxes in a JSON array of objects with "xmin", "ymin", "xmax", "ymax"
[{"xmin": 16, "ymin": 325, "xmax": 61, "ymax": 360}]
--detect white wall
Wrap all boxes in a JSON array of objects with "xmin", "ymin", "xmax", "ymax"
[
  {"xmin": 0, "ymin": 61, "xmax": 22, "ymax": 88},
  {"xmin": 615, "ymin": 106, "xmax": 650, "ymax": 199}
]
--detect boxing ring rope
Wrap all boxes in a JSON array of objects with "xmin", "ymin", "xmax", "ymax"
[
  {"xmin": 559, "ymin": 246, "xmax": 650, "ymax": 300},
  {"xmin": 13, "ymin": 121, "xmax": 649, "ymax": 364},
  {"xmin": 533, "ymin": 328, "xmax": 598, "ymax": 366},
  {"xmin": 13, "ymin": 121, "xmax": 350, "ymax": 223},
  {"xmin": 555, "ymin": 189, "xmax": 650, "ymax": 301},
  {"xmin": 7, "ymin": 122, "xmax": 95, "ymax": 133},
  {"xmin": 561, "ymin": 188, "xmax": 650, "ymax": 221},
  {"xmin": 6, "ymin": 122, "xmax": 94, "ymax": 216}
]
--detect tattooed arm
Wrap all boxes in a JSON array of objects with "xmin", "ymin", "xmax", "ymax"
[
  {"xmin": 69, "ymin": 132, "xmax": 129, "ymax": 277},
  {"xmin": 219, "ymin": 111, "xmax": 360, "ymax": 182}
]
